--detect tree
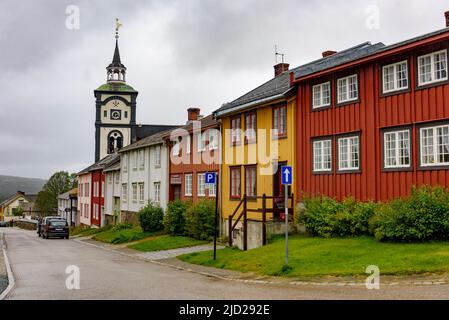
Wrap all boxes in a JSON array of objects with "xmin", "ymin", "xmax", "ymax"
[{"xmin": 35, "ymin": 171, "xmax": 76, "ymax": 216}]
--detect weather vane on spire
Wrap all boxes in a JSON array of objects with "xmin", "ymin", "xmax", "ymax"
[{"xmin": 115, "ymin": 18, "xmax": 123, "ymax": 39}]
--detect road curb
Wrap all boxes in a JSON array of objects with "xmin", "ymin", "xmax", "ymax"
[
  {"xmin": 72, "ymin": 237, "xmax": 449, "ymax": 288},
  {"xmin": 0, "ymin": 233, "xmax": 15, "ymax": 300}
]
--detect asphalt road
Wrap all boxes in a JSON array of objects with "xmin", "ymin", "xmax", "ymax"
[{"xmin": 2, "ymin": 227, "xmax": 449, "ymax": 300}]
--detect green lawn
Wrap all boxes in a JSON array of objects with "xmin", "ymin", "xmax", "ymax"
[
  {"xmin": 178, "ymin": 234, "xmax": 449, "ymax": 278},
  {"xmin": 128, "ymin": 235, "xmax": 208, "ymax": 252},
  {"xmin": 70, "ymin": 226, "xmax": 105, "ymax": 237},
  {"xmin": 92, "ymin": 226, "xmax": 152, "ymax": 244}
]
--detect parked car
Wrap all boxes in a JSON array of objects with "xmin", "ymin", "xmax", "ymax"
[
  {"xmin": 0, "ymin": 221, "xmax": 7, "ymax": 227},
  {"xmin": 42, "ymin": 219, "xmax": 69, "ymax": 239},
  {"xmin": 37, "ymin": 216, "xmax": 64, "ymax": 237}
]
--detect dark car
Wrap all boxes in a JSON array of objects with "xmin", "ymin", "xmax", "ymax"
[
  {"xmin": 42, "ymin": 219, "xmax": 69, "ymax": 239},
  {"xmin": 0, "ymin": 221, "xmax": 7, "ymax": 227},
  {"xmin": 37, "ymin": 216, "xmax": 64, "ymax": 237}
]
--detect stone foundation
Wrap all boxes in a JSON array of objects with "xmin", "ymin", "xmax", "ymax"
[{"xmin": 120, "ymin": 211, "xmax": 139, "ymax": 225}]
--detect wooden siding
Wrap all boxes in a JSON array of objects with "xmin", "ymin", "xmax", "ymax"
[{"xmin": 296, "ymin": 43, "xmax": 449, "ymax": 202}]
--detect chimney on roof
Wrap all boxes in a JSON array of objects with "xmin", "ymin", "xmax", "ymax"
[
  {"xmin": 274, "ymin": 63, "xmax": 289, "ymax": 77},
  {"xmin": 322, "ymin": 50, "xmax": 337, "ymax": 58},
  {"xmin": 445, "ymin": 11, "xmax": 449, "ymax": 27},
  {"xmin": 187, "ymin": 107, "xmax": 201, "ymax": 122}
]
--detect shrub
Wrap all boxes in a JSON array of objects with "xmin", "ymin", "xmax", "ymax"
[
  {"xmin": 185, "ymin": 199, "xmax": 215, "ymax": 240},
  {"xmin": 164, "ymin": 200, "xmax": 189, "ymax": 235},
  {"xmin": 111, "ymin": 223, "xmax": 133, "ymax": 232},
  {"xmin": 299, "ymin": 195, "xmax": 376, "ymax": 237},
  {"xmin": 138, "ymin": 202, "xmax": 164, "ymax": 233},
  {"xmin": 369, "ymin": 185, "xmax": 449, "ymax": 241}
]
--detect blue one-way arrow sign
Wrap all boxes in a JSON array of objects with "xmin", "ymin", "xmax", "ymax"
[{"xmin": 281, "ymin": 166, "xmax": 292, "ymax": 185}]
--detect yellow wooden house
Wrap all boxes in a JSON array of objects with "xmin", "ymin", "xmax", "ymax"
[{"xmin": 214, "ymin": 63, "xmax": 296, "ymax": 250}]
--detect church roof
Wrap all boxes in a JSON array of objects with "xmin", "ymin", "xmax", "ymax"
[
  {"xmin": 95, "ymin": 83, "xmax": 137, "ymax": 93},
  {"xmin": 108, "ymin": 39, "xmax": 125, "ymax": 69}
]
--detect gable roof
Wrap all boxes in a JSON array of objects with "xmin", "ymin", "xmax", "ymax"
[
  {"xmin": 0, "ymin": 192, "xmax": 37, "ymax": 208},
  {"xmin": 163, "ymin": 114, "xmax": 218, "ymax": 139},
  {"xmin": 120, "ymin": 127, "xmax": 180, "ymax": 153},
  {"xmin": 214, "ymin": 41, "xmax": 385, "ymax": 117},
  {"xmin": 136, "ymin": 125, "xmax": 180, "ymax": 140}
]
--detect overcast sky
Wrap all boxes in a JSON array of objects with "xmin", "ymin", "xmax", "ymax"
[{"xmin": 0, "ymin": 0, "xmax": 448, "ymax": 179}]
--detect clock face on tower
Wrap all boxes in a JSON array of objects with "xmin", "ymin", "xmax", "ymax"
[{"xmin": 110, "ymin": 109, "xmax": 121, "ymax": 120}]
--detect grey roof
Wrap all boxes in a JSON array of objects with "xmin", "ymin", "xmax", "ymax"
[
  {"xmin": 0, "ymin": 192, "xmax": 37, "ymax": 207},
  {"xmin": 214, "ymin": 41, "xmax": 386, "ymax": 117},
  {"xmin": 136, "ymin": 124, "xmax": 179, "ymax": 140},
  {"xmin": 78, "ymin": 153, "xmax": 119, "ymax": 175},
  {"xmin": 58, "ymin": 190, "xmax": 72, "ymax": 200},
  {"xmin": 120, "ymin": 127, "xmax": 179, "ymax": 153},
  {"xmin": 103, "ymin": 161, "xmax": 121, "ymax": 173}
]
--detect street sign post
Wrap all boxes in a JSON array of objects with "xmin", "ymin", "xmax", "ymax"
[
  {"xmin": 281, "ymin": 166, "xmax": 292, "ymax": 266},
  {"xmin": 205, "ymin": 172, "xmax": 218, "ymax": 260}
]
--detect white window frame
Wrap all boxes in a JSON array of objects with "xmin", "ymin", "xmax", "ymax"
[
  {"xmin": 122, "ymin": 183, "xmax": 127, "ymax": 202},
  {"xmin": 383, "ymin": 130, "xmax": 411, "ymax": 169},
  {"xmin": 337, "ymin": 135, "xmax": 360, "ymax": 171},
  {"xmin": 382, "ymin": 60, "xmax": 409, "ymax": 93},
  {"xmin": 231, "ymin": 117, "xmax": 242, "ymax": 145},
  {"xmin": 312, "ymin": 82, "xmax": 331, "ymax": 109},
  {"xmin": 184, "ymin": 174, "xmax": 193, "ymax": 196},
  {"xmin": 313, "ymin": 139, "xmax": 332, "ymax": 172},
  {"xmin": 154, "ymin": 145, "xmax": 161, "ymax": 167},
  {"xmin": 197, "ymin": 133, "xmax": 206, "ymax": 152},
  {"xmin": 417, "ymin": 49, "xmax": 448, "ymax": 86},
  {"xmin": 138, "ymin": 182, "xmax": 145, "ymax": 203},
  {"xmin": 420, "ymin": 124, "xmax": 449, "ymax": 167},
  {"xmin": 101, "ymin": 181, "xmax": 104, "ymax": 197},
  {"xmin": 114, "ymin": 172, "xmax": 120, "ymax": 184},
  {"xmin": 337, "ymin": 74, "xmax": 358, "ymax": 104},
  {"xmin": 209, "ymin": 130, "xmax": 218, "ymax": 150},
  {"xmin": 132, "ymin": 183, "xmax": 138, "ymax": 202},
  {"xmin": 133, "ymin": 151, "xmax": 138, "ymax": 170},
  {"xmin": 154, "ymin": 182, "xmax": 161, "ymax": 204},
  {"xmin": 197, "ymin": 173, "xmax": 205, "ymax": 197},
  {"xmin": 172, "ymin": 140, "xmax": 180, "ymax": 156},
  {"xmin": 122, "ymin": 154, "xmax": 128, "ymax": 172},
  {"xmin": 139, "ymin": 149, "xmax": 145, "ymax": 170},
  {"xmin": 185, "ymin": 135, "xmax": 191, "ymax": 154}
]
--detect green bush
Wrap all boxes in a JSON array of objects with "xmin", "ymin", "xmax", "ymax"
[
  {"xmin": 164, "ymin": 200, "xmax": 189, "ymax": 235},
  {"xmin": 185, "ymin": 199, "xmax": 215, "ymax": 240},
  {"xmin": 111, "ymin": 223, "xmax": 133, "ymax": 232},
  {"xmin": 299, "ymin": 195, "xmax": 376, "ymax": 237},
  {"xmin": 369, "ymin": 186, "xmax": 449, "ymax": 241},
  {"xmin": 138, "ymin": 202, "xmax": 164, "ymax": 233}
]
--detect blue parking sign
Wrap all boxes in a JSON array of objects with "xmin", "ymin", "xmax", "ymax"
[
  {"xmin": 281, "ymin": 166, "xmax": 292, "ymax": 185},
  {"xmin": 205, "ymin": 172, "xmax": 216, "ymax": 185}
]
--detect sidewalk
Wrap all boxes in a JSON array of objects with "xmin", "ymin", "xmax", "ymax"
[{"xmin": 0, "ymin": 234, "xmax": 8, "ymax": 295}]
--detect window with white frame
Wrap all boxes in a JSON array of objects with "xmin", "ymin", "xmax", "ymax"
[
  {"xmin": 384, "ymin": 130, "xmax": 411, "ymax": 168},
  {"xmin": 197, "ymin": 133, "xmax": 206, "ymax": 152},
  {"xmin": 245, "ymin": 112, "xmax": 257, "ymax": 143},
  {"xmin": 138, "ymin": 183, "xmax": 144, "ymax": 203},
  {"xmin": 245, "ymin": 166, "xmax": 257, "ymax": 198},
  {"xmin": 122, "ymin": 184, "xmax": 127, "ymax": 201},
  {"xmin": 418, "ymin": 50, "xmax": 448, "ymax": 86},
  {"xmin": 139, "ymin": 150, "xmax": 145, "ymax": 170},
  {"xmin": 209, "ymin": 130, "xmax": 218, "ymax": 150},
  {"xmin": 154, "ymin": 145, "xmax": 161, "ymax": 166},
  {"xmin": 133, "ymin": 151, "xmax": 138, "ymax": 170},
  {"xmin": 122, "ymin": 154, "xmax": 128, "ymax": 172},
  {"xmin": 383, "ymin": 60, "xmax": 408, "ymax": 93},
  {"xmin": 231, "ymin": 116, "xmax": 242, "ymax": 145},
  {"xmin": 185, "ymin": 135, "xmax": 191, "ymax": 154},
  {"xmin": 197, "ymin": 173, "xmax": 205, "ymax": 196},
  {"xmin": 184, "ymin": 174, "xmax": 192, "ymax": 196},
  {"xmin": 338, "ymin": 135, "xmax": 360, "ymax": 171},
  {"xmin": 312, "ymin": 82, "xmax": 331, "ymax": 108},
  {"xmin": 154, "ymin": 182, "xmax": 161, "ymax": 204},
  {"xmin": 115, "ymin": 172, "xmax": 120, "ymax": 184},
  {"xmin": 337, "ymin": 74, "xmax": 358, "ymax": 103},
  {"xmin": 108, "ymin": 174, "xmax": 112, "ymax": 184},
  {"xmin": 172, "ymin": 140, "xmax": 180, "ymax": 156},
  {"xmin": 101, "ymin": 181, "xmax": 104, "ymax": 197},
  {"xmin": 420, "ymin": 124, "xmax": 449, "ymax": 166},
  {"xmin": 132, "ymin": 183, "xmax": 137, "ymax": 202},
  {"xmin": 313, "ymin": 139, "xmax": 332, "ymax": 172}
]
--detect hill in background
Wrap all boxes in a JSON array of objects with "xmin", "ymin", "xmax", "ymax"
[{"xmin": 0, "ymin": 175, "xmax": 46, "ymax": 202}]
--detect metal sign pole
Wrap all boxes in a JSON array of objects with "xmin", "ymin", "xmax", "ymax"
[
  {"xmin": 284, "ymin": 184, "xmax": 288, "ymax": 266},
  {"xmin": 213, "ymin": 174, "xmax": 219, "ymax": 260}
]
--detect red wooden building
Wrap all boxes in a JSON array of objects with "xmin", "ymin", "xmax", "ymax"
[
  {"xmin": 164, "ymin": 108, "xmax": 220, "ymax": 203},
  {"xmin": 292, "ymin": 13, "xmax": 449, "ymax": 202}
]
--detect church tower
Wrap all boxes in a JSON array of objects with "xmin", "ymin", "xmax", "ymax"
[{"xmin": 94, "ymin": 19, "xmax": 138, "ymax": 162}]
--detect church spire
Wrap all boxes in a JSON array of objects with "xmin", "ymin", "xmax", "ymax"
[{"xmin": 107, "ymin": 18, "xmax": 126, "ymax": 83}]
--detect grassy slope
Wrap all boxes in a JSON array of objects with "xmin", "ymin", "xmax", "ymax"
[
  {"xmin": 128, "ymin": 235, "xmax": 208, "ymax": 252},
  {"xmin": 179, "ymin": 234, "xmax": 449, "ymax": 277},
  {"xmin": 92, "ymin": 226, "xmax": 151, "ymax": 244}
]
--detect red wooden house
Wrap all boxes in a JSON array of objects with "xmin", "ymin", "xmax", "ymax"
[
  {"xmin": 292, "ymin": 12, "xmax": 449, "ymax": 202},
  {"xmin": 164, "ymin": 108, "xmax": 220, "ymax": 203}
]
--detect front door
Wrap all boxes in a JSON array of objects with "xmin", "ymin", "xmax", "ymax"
[{"xmin": 173, "ymin": 186, "xmax": 181, "ymax": 201}]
